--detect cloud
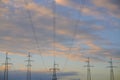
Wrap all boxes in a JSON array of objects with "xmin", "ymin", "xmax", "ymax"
[
  {"xmin": 55, "ymin": 0, "xmax": 120, "ymax": 20},
  {"xmin": 0, "ymin": 0, "xmax": 119, "ymax": 63},
  {"xmin": 91, "ymin": 0, "xmax": 120, "ymax": 10},
  {"xmin": 91, "ymin": 0, "xmax": 120, "ymax": 18},
  {"xmin": 55, "ymin": 0, "xmax": 68, "ymax": 6},
  {"xmin": 24, "ymin": 2, "xmax": 53, "ymax": 17},
  {"xmin": 104, "ymin": 49, "xmax": 120, "ymax": 60},
  {"xmin": 55, "ymin": 0, "xmax": 74, "ymax": 7},
  {"xmin": 1, "ymin": 0, "xmax": 10, "ymax": 4},
  {"xmin": 0, "ymin": 7, "xmax": 7, "ymax": 16}
]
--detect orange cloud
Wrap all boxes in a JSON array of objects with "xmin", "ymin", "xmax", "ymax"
[
  {"xmin": 82, "ymin": 40, "xmax": 102, "ymax": 54},
  {"xmin": 0, "ymin": 66, "xmax": 4, "ymax": 71},
  {"xmin": 0, "ymin": 65, "xmax": 12, "ymax": 71},
  {"xmin": 0, "ymin": 7, "xmax": 8, "ymax": 16},
  {"xmin": 55, "ymin": 0, "xmax": 70, "ymax": 6},
  {"xmin": 55, "ymin": 42, "xmax": 68, "ymax": 50},
  {"xmin": 1, "ymin": 0, "xmax": 10, "ymax": 4},
  {"xmin": 84, "ymin": 41, "xmax": 101, "ymax": 50},
  {"xmin": 24, "ymin": 2, "xmax": 53, "ymax": 17},
  {"xmin": 92, "ymin": 0, "xmax": 118, "ymax": 11},
  {"xmin": 91, "ymin": 0, "xmax": 120, "ymax": 18},
  {"xmin": 55, "ymin": 0, "xmax": 79, "ymax": 9}
]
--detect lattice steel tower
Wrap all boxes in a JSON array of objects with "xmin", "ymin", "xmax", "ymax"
[
  {"xmin": 50, "ymin": 61, "xmax": 59, "ymax": 80},
  {"xmin": 108, "ymin": 58, "xmax": 115, "ymax": 80},
  {"xmin": 85, "ymin": 57, "xmax": 93, "ymax": 80},
  {"xmin": 50, "ymin": 0, "xmax": 59, "ymax": 80},
  {"xmin": 3, "ymin": 52, "xmax": 12, "ymax": 80},
  {"xmin": 25, "ymin": 53, "xmax": 33, "ymax": 80}
]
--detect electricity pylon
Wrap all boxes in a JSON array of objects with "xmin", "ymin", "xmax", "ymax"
[
  {"xmin": 108, "ymin": 58, "xmax": 116, "ymax": 80},
  {"xmin": 3, "ymin": 52, "xmax": 12, "ymax": 80},
  {"xmin": 25, "ymin": 53, "xmax": 33, "ymax": 80},
  {"xmin": 84, "ymin": 57, "xmax": 93, "ymax": 80},
  {"xmin": 50, "ymin": 0, "xmax": 59, "ymax": 80},
  {"xmin": 50, "ymin": 61, "xmax": 59, "ymax": 80}
]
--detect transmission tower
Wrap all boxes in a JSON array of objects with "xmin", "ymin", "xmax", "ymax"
[
  {"xmin": 3, "ymin": 52, "xmax": 12, "ymax": 80},
  {"xmin": 50, "ymin": 61, "xmax": 59, "ymax": 80},
  {"xmin": 84, "ymin": 57, "xmax": 93, "ymax": 80},
  {"xmin": 108, "ymin": 58, "xmax": 116, "ymax": 80},
  {"xmin": 50, "ymin": 0, "xmax": 59, "ymax": 80},
  {"xmin": 25, "ymin": 53, "xmax": 33, "ymax": 80}
]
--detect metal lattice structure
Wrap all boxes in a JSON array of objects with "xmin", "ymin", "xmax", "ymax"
[
  {"xmin": 108, "ymin": 58, "xmax": 115, "ymax": 80},
  {"xmin": 3, "ymin": 53, "xmax": 12, "ymax": 80},
  {"xmin": 84, "ymin": 57, "xmax": 93, "ymax": 80},
  {"xmin": 50, "ymin": 61, "xmax": 59, "ymax": 80},
  {"xmin": 25, "ymin": 53, "xmax": 33, "ymax": 80}
]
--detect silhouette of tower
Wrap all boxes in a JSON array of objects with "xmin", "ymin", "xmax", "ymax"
[
  {"xmin": 3, "ymin": 52, "xmax": 12, "ymax": 80},
  {"xmin": 108, "ymin": 58, "xmax": 115, "ymax": 80},
  {"xmin": 85, "ymin": 57, "xmax": 93, "ymax": 80},
  {"xmin": 25, "ymin": 53, "xmax": 33, "ymax": 80},
  {"xmin": 50, "ymin": 0, "xmax": 59, "ymax": 80},
  {"xmin": 50, "ymin": 61, "xmax": 59, "ymax": 80}
]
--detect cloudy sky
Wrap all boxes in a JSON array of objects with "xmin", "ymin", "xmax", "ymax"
[{"xmin": 0, "ymin": 0, "xmax": 120, "ymax": 80}]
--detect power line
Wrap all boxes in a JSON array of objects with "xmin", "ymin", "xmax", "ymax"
[
  {"xmin": 62, "ymin": 0, "xmax": 86, "ymax": 71},
  {"xmin": 23, "ymin": 0, "xmax": 47, "ymax": 70},
  {"xmin": 52, "ymin": 0, "xmax": 57, "ymax": 63},
  {"xmin": 62, "ymin": 19, "xmax": 79, "ymax": 70}
]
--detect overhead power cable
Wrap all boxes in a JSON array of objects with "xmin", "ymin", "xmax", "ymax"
[
  {"xmin": 23, "ymin": 0, "xmax": 47, "ymax": 70},
  {"xmin": 62, "ymin": 17, "xmax": 79, "ymax": 70},
  {"xmin": 51, "ymin": 0, "xmax": 57, "ymax": 64},
  {"xmin": 61, "ymin": 0, "xmax": 86, "ymax": 71}
]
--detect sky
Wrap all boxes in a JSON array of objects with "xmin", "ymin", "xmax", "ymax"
[{"xmin": 0, "ymin": 0, "xmax": 120, "ymax": 80}]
